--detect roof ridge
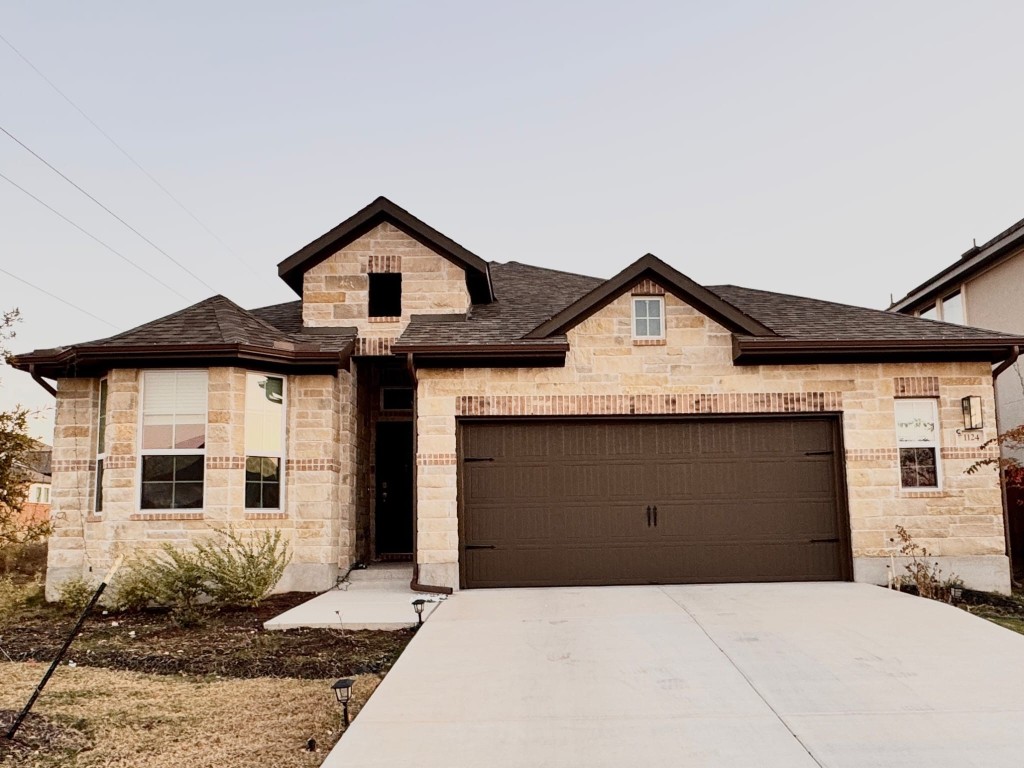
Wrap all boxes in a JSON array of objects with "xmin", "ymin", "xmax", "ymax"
[{"xmin": 491, "ymin": 260, "xmax": 602, "ymax": 283}]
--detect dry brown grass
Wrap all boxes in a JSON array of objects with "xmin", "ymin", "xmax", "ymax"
[{"xmin": 0, "ymin": 662, "xmax": 381, "ymax": 767}]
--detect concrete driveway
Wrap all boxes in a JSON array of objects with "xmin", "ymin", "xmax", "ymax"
[{"xmin": 323, "ymin": 583, "xmax": 1024, "ymax": 767}]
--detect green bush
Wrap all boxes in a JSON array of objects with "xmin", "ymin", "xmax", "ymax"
[
  {"xmin": 56, "ymin": 576, "xmax": 97, "ymax": 612},
  {"xmin": 0, "ymin": 575, "xmax": 44, "ymax": 621},
  {"xmin": 109, "ymin": 560, "xmax": 159, "ymax": 612},
  {"xmin": 195, "ymin": 528, "xmax": 291, "ymax": 608},
  {"xmin": 144, "ymin": 544, "xmax": 209, "ymax": 626}
]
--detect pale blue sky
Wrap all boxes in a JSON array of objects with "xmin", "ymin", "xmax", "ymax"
[{"xmin": 3, "ymin": 1, "xmax": 1024, "ymax": 440}]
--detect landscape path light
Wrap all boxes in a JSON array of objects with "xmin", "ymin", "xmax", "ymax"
[
  {"xmin": 412, "ymin": 598, "xmax": 427, "ymax": 627},
  {"xmin": 332, "ymin": 678, "xmax": 355, "ymax": 727}
]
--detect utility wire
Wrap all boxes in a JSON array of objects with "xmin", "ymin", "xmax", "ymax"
[
  {"xmin": 0, "ymin": 123, "xmax": 218, "ymax": 295},
  {"xmin": 0, "ymin": 30, "xmax": 257, "ymax": 276},
  {"xmin": 0, "ymin": 266, "xmax": 118, "ymax": 330},
  {"xmin": 0, "ymin": 169, "xmax": 189, "ymax": 300}
]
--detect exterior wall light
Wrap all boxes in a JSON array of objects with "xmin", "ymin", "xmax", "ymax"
[
  {"xmin": 332, "ymin": 678, "xmax": 355, "ymax": 726},
  {"xmin": 961, "ymin": 395, "xmax": 983, "ymax": 430},
  {"xmin": 412, "ymin": 598, "xmax": 426, "ymax": 627}
]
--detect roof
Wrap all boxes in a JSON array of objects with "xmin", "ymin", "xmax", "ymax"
[
  {"xmin": 277, "ymin": 196, "xmax": 494, "ymax": 303},
  {"xmin": 10, "ymin": 296, "xmax": 356, "ymax": 378},
  {"xmin": 15, "ymin": 447, "xmax": 52, "ymax": 485},
  {"xmin": 890, "ymin": 214, "xmax": 1024, "ymax": 313}
]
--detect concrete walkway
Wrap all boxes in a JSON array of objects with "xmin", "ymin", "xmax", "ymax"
[
  {"xmin": 264, "ymin": 565, "xmax": 443, "ymax": 631},
  {"xmin": 322, "ymin": 583, "xmax": 1024, "ymax": 767}
]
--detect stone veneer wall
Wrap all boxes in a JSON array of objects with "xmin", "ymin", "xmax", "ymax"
[
  {"xmin": 45, "ymin": 366, "xmax": 355, "ymax": 598},
  {"xmin": 415, "ymin": 291, "xmax": 1010, "ymax": 592},
  {"xmin": 301, "ymin": 222, "xmax": 471, "ymax": 357}
]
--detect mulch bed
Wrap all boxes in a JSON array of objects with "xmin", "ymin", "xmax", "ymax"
[{"xmin": 0, "ymin": 593, "xmax": 413, "ymax": 680}]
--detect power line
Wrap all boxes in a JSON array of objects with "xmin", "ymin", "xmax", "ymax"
[
  {"xmin": 0, "ymin": 30, "xmax": 258, "ymax": 276},
  {"xmin": 0, "ymin": 123, "xmax": 219, "ymax": 295},
  {"xmin": 0, "ymin": 266, "xmax": 118, "ymax": 330},
  {"xmin": 0, "ymin": 169, "xmax": 189, "ymax": 300}
]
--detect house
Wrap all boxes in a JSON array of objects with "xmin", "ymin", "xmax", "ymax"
[
  {"xmin": 9, "ymin": 442, "xmax": 52, "ymax": 533},
  {"xmin": 12, "ymin": 197, "xmax": 1024, "ymax": 597},
  {"xmin": 890, "ymin": 216, "xmax": 1024, "ymax": 576}
]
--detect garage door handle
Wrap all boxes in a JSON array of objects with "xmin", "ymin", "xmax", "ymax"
[
  {"xmin": 652, "ymin": 505, "xmax": 658, "ymax": 527},
  {"xmin": 809, "ymin": 537, "xmax": 840, "ymax": 543},
  {"xmin": 646, "ymin": 506, "xmax": 652, "ymax": 527},
  {"xmin": 804, "ymin": 450, "xmax": 833, "ymax": 456},
  {"xmin": 465, "ymin": 544, "xmax": 497, "ymax": 550},
  {"xmin": 464, "ymin": 457, "xmax": 495, "ymax": 463}
]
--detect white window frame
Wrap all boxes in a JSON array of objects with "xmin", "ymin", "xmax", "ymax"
[
  {"xmin": 894, "ymin": 398, "xmax": 942, "ymax": 490},
  {"xmin": 137, "ymin": 370, "xmax": 209, "ymax": 511},
  {"xmin": 632, "ymin": 296, "xmax": 665, "ymax": 340},
  {"xmin": 243, "ymin": 372, "xmax": 287, "ymax": 511},
  {"xmin": 94, "ymin": 377, "xmax": 108, "ymax": 513}
]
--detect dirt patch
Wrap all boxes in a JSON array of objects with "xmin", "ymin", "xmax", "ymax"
[
  {"xmin": 0, "ymin": 593, "xmax": 413, "ymax": 679},
  {"xmin": 0, "ymin": 709, "xmax": 92, "ymax": 764}
]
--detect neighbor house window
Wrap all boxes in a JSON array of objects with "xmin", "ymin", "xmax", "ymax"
[
  {"xmin": 941, "ymin": 290, "xmax": 964, "ymax": 325},
  {"xmin": 94, "ymin": 378, "xmax": 107, "ymax": 513},
  {"xmin": 919, "ymin": 304, "xmax": 937, "ymax": 321},
  {"xmin": 895, "ymin": 398, "xmax": 940, "ymax": 489},
  {"xmin": 245, "ymin": 373, "xmax": 285, "ymax": 509},
  {"xmin": 632, "ymin": 296, "xmax": 664, "ymax": 339},
  {"xmin": 368, "ymin": 273, "xmax": 402, "ymax": 317},
  {"xmin": 30, "ymin": 485, "xmax": 50, "ymax": 503},
  {"xmin": 139, "ymin": 371, "xmax": 207, "ymax": 510}
]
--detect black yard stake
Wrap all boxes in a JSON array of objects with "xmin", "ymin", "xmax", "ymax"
[{"xmin": 5, "ymin": 556, "xmax": 123, "ymax": 740}]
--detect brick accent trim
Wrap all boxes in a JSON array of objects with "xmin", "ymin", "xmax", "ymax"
[
  {"xmin": 631, "ymin": 279, "xmax": 665, "ymax": 295},
  {"xmin": 356, "ymin": 337, "xmax": 393, "ymax": 356},
  {"xmin": 846, "ymin": 448, "xmax": 899, "ymax": 462},
  {"xmin": 894, "ymin": 376, "xmax": 940, "ymax": 398},
  {"xmin": 206, "ymin": 456, "xmax": 245, "ymax": 470},
  {"xmin": 85, "ymin": 514, "xmax": 103, "ymax": 523},
  {"xmin": 456, "ymin": 392, "xmax": 842, "ymax": 417},
  {"xmin": 417, "ymin": 453, "xmax": 457, "ymax": 466},
  {"xmin": 105, "ymin": 455, "xmax": 136, "ymax": 470},
  {"xmin": 632, "ymin": 338, "xmax": 667, "ymax": 346},
  {"xmin": 941, "ymin": 447, "xmax": 999, "ymax": 460},
  {"xmin": 367, "ymin": 254, "xmax": 401, "ymax": 273},
  {"xmin": 52, "ymin": 460, "xmax": 94, "ymax": 472},
  {"xmin": 899, "ymin": 490, "xmax": 953, "ymax": 498},
  {"xmin": 129, "ymin": 512, "xmax": 204, "ymax": 521},
  {"xmin": 244, "ymin": 511, "xmax": 288, "ymax": 520},
  {"xmin": 368, "ymin": 316, "xmax": 401, "ymax": 323},
  {"xmin": 285, "ymin": 458, "xmax": 340, "ymax": 473}
]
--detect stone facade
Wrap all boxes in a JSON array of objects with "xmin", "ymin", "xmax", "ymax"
[{"xmin": 415, "ymin": 291, "xmax": 1009, "ymax": 592}]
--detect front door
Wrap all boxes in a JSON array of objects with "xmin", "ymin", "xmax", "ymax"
[{"xmin": 375, "ymin": 421, "xmax": 414, "ymax": 556}]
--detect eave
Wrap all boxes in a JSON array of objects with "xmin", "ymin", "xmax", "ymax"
[
  {"xmin": 732, "ymin": 336, "xmax": 1024, "ymax": 365},
  {"xmin": 10, "ymin": 340, "xmax": 355, "ymax": 380}
]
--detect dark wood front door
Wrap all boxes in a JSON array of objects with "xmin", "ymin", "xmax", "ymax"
[
  {"xmin": 460, "ymin": 417, "xmax": 850, "ymax": 588},
  {"xmin": 375, "ymin": 421, "xmax": 414, "ymax": 556}
]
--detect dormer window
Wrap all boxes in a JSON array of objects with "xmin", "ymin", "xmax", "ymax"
[
  {"xmin": 632, "ymin": 296, "xmax": 664, "ymax": 340},
  {"xmin": 368, "ymin": 273, "xmax": 402, "ymax": 318}
]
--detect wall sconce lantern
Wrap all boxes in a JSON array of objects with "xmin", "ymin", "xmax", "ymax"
[
  {"xmin": 962, "ymin": 395, "xmax": 983, "ymax": 431},
  {"xmin": 332, "ymin": 678, "xmax": 355, "ymax": 726}
]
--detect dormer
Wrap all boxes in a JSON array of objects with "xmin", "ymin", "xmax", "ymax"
[{"xmin": 277, "ymin": 197, "xmax": 494, "ymax": 335}]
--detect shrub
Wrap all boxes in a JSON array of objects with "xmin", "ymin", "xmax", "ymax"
[
  {"xmin": 144, "ymin": 544, "xmax": 209, "ymax": 626},
  {"xmin": 892, "ymin": 525, "xmax": 958, "ymax": 601},
  {"xmin": 109, "ymin": 560, "xmax": 159, "ymax": 612},
  {"xmin": 0, "ymin": 575, "xmax": 44, "ymax": 621},
  {"xmin": 56, "ymin": 576, "xmax": 97, "ymax": 612},
  {"xmin": 195, "ymin": 528, "xmax": 291, "ymax": 608}
]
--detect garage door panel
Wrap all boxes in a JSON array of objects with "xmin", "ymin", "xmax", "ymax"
[{"xmin": 460, "ymin": 418, "xmax": 848, "ymax": 588}]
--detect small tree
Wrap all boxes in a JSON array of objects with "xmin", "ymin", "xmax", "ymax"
[
  {"xmin": 0, "ymin": 309, "xmax": 48, "ymax": 548},
  {"xmin": 965, "ymin": 424, "xmax": 1024, "ymax": 494}
]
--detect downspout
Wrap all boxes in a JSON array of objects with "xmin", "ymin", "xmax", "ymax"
[
  {"xmin": 405, "ymin": 352, "xmax": 454, "ymax": 595},
  {"xmin": 29, "ymin": 365, "xmax": 57, "ymax": 397},
  {"xmin": 993, "ymin": 346, "xmax": 1020, "ymax": 578}
]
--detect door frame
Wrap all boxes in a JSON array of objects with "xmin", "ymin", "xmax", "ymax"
[{"xmin": 456, "ymin": 413, "xmax": 853, "ymax": 588}]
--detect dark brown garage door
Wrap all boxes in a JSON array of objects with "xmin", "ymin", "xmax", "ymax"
[{"xmin": 459, "ymin": 417, "xmax": 849, "ymax": 588}]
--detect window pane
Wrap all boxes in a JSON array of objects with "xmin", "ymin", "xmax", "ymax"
[
  {"xmin": 942, "ymin": 291, "xmax": 964, "ymax": 325},
  {"xmin": 173, "ymin": 455, "xmax": 205, "ymax": 482},
  {"xmin": 262, "ymin": 483, "xmax": 280, "ymax": 509},
  {"xmin": 245, "ymin": 374, "xmax": 284, "ymax": 455},
  {"xmin": 174, "ymin": 482, "xmax": 204, "ymax": 509},
  {"xmin": 648, "ymin": 300, "xmax": 661, "ymax": 319},
  {"xmin": 142, "ymin": 419, "xmax": 174, "ymax": 450},
  {"xmin": 900, "ymin": 447, "xmax": 937, "ymax": 488},
  {"xmin": 635, "ymin": 318, "xmax": 647, "ymax": 336},
  {"xmin": 141, "ymin": 482, "xmax": 174, "ymax": 509},
  {"xmin": 142, "ymin": 371, "xmax": 207, "ymax": 448},
  {"xmin": 261, "ymin": 457, "xmax": 280, "ymax": 481},
  {"xmin": 97, "ymin": 380, "xmax": 108, "ymax": 455},
  {"xmin": 894, "ymin": 400, "xmax": 937, "ymax": 445},
  {"xmin": 246, "ymin": 456, "xmax": 263, "ymax": 481},
  {"xmin": 142, "ymin": 455, "xmax": 175, "ymax": 482},
  {"xmin": 174, "ymin": 421, "xmax": 206, "ymax": 450},
  {"xmin": 919, "ymin": 304, "xmax": 937, "ymax": 320},
  {"xmin": 245, "ymin": 482, "xmax": 262, "ymax": 508},
  {"xmin": 95, "ymin": 459, "xmax": 104, "ymax": 513}
]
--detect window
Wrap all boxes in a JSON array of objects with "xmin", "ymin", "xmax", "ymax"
[
  {"xmin": 895, "ymin": 399, "xmax": 940, "ymax": 489},
  {"xmin": 30, "ymin": 485, "xmax": 50, "ymax": 503},
  {"xmin": 95, "ymin": 378, "xmax": 107, "ymax": 512},
  {"xmin": 919, "ymin": 304, "xmax": 938, "ymax": 321},
  {"xmin": 381, "ymin": 386, "xmax": 413, "ymax": 412},
  {"xmin": 245, "ymin": 373, "xmax": 285, "ymax": 509},
  {"xmin": 140, "ymin": 371, "xmax": 207, "ymax": 510},
  {"xmin": 632, "ymin": 296, "xmax": 664, "ymax": 339},
  {"xmin": 941, "ymin": 290, "xmax": 964, "ymax": 325},
  {"xmin": 368, "ymin": 273, "xmax": 402, "ymax": 317}
]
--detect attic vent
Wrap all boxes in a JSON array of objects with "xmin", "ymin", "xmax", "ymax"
[{"xmin": 369, "ymin": 273, "xmax": 402, "ymax": 318}]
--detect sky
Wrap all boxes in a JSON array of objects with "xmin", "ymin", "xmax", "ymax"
[{"xmin": 3, "ymin": 1, "xmax": 1024, "ymax": 441}]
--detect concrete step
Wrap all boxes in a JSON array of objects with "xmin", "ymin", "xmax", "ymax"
[{"xmin": 346, "ymin": 564, "xmax": 413, "ymax": 583}]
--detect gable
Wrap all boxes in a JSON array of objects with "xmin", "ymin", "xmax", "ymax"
[{"xmin": 526, "ymin": 254, "xmax": 776, "ymax": 339}]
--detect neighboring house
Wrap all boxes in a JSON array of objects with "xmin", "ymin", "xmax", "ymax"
[
  {"xmin": 890, "ymin": 216, "xmax": 1024, "ymax": 575},
  {"xmin": 11, "ymin": 442, "xmax": 52, "ymax": 530},
  {"xmin": 12, "ymin": 197, "xmax": 1024, "ymax": 597}
]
